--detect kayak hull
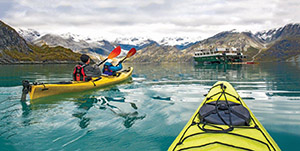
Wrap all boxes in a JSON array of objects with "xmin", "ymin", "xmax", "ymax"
[
  {"xmin": 29, "ymin": 67, "xmax": 133, "ymax": 100},
  {"xmin": 168, "ymin": 81, "xmax": 280, "ymax": 151}
]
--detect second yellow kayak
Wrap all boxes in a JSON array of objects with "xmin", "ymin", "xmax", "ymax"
[
  {"xmin": 169, "ymin": 81, "xmax": 280, "ymax": 151},
  {"xmin": 26, "ymin": 67, "xmax": 133, "ymax": 100}
]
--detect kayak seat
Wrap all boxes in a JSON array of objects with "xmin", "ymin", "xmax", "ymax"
[
  {"xmin": 199, "ymin": 101, "xmax": 250, "ymax": 126},
  {"xmin": 55, "ymin": 81, "xmax": 73, "ymax": 84},
  {"xmin": 102, "ymin": 73, "xmax": 121, "ymax": 77}
]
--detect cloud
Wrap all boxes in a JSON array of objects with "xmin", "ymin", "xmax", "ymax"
[
  {"xmin": 0, "ymin": 0, "xmax": 15, "ymax": 18},
  {"xmin": 1, "ymin": 0, "xmax": 300, "ymax": 40}
]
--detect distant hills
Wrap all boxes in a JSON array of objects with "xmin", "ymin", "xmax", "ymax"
[
  {"xmin": 254, "ymin": 24, "xmax": 300, "ymax": 62},
  {"xmin": 0, "ymin": 20, "xmax": 81, "ymax": 64},
  {"xmin": 18, "ymin": 29, "xmax": 199, "ymax": 52},
  {"xmin": 1, "ymin": 19, "xmax": 300, "ymax": 64},
  {"xmin": 132, "ymin": 24, "xmax": 300, "ymax": 62},
  {"xmin": 256, "ymin": 36, "xmax": 300, "ymax": 62},
  {"xmin": 255, "ymin": 24, "xmax": 300, "ymax": 43}
]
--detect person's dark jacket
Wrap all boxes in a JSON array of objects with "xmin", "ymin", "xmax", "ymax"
[
  {"xmin": 84, "ymin": 64, "xmax": 101, "ymax": 77},
  {"xmin": 76, "ymin": 63, "xmax": 102, "ymax": 77}
]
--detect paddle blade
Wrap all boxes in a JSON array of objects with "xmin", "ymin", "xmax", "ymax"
[
  {"xmin": 108, "ymin": 46, "xmax": 121, "ymax": 59},
  {"xmin": 117, "ymin": 48, "xmax": 136, "ymax": 65},
  {"xmin": 126, "ymin": 48, "xmax": 136, "ymax": 58},
  {"xmin": 97, "ymin": 46, "xmax": 121, "ymax": 66}
]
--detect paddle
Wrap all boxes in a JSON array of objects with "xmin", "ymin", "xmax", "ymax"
[
  {"xmin": 97, "ymin": 46, "xmax": 121, "ymax": 66},
  {"xmin": 21, "ymin": 80, "xmax": 30, "ymax": 101},
  {"xmin": 117, "ymin": 48, "xmax": 136, "ymax": 65}
]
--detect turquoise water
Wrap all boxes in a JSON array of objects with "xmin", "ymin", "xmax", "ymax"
[{"xmin": 0, "ymin": 62, "xmax": 300, "ymax": 151}]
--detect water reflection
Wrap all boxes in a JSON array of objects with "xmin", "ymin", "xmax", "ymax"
[
  {"xmin": 19, "ymin": 101, "xmax": 32, "ymax": 127},
  {"xmin": 0, "ymin": 96, "xmax": 24, "ymax": 140},
  {"xmin": 0, "ymin": 64, "xmax": 74, "ymax": 87},
  {"xmin": 19, "ymin": 95, "xmax": 146, "ymax": 130},
  {"xmin": 73, "ymin": 96, "xmax": 146, "ymax": 129}
]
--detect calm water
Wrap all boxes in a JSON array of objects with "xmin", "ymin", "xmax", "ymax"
[{"xmin": 1, "ymin": 62, "xmax": 300, "ymax": 151}]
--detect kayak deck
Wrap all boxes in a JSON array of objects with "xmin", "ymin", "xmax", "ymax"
[
  {"xmin": 28, "ymin": 67, "xmax": 133, "ymax": 100},
  {"xmin": 169, "ymin": 81, "xmax": 280, "ymax": 151}
]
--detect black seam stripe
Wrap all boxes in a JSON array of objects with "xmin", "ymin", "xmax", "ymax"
[
  {"xmin": 178, "ymin": 141, "xmax": 254, "ymax": 151},
  {"xmin": 178, "ymin": 130, "xmax": 270, "ymax": 150}
]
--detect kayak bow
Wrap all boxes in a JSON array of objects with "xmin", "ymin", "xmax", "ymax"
[{"xmin": 169, "ymin": 81, "xmax": 280, "ymax": 151}]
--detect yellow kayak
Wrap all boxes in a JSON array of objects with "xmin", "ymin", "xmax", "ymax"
[
  {"xmin": 169, "ymin": 81, "xmax": 280, "ymax": 151},
  {"xmin": 23, "ymin": 67, "xmax": 133, "ymax": 100}
]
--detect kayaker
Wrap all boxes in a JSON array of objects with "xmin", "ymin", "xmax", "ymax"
[
  {"xmin": 73, "ymin": 54, "xmax": 101, "ymax": 81},
  {"xmin": 102, "ymin": 59, "xmax": 123, "ymax": 76}
]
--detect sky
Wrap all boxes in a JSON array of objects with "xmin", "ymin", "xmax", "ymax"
[{"xmin": 1, "ymin": 0, "xmax": 300, "ymax": 41}]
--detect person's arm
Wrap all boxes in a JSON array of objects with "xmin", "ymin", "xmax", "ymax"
[{"xmin": 110, "ymin": 64, "xmax": 123, "ymax": 71}]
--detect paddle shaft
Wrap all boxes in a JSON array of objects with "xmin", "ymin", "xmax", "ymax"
[
  {"xmin": 97, "ymin": 46, "xmax": 121, "ymax": 66},
  {"xmin": 117, "ymin": 48, "xmax": 136, "ymax": 65},
  {"xmin": 97, "ymin": 58, "xmax": 107, "ymax": 66},
  {"xmin": 117, "ymin": 57, "xmax": 127, "ymax": 65}
]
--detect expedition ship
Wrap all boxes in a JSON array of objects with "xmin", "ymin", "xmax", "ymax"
[{"xmin": 194, "ymin": 47, "xmax": 246, "ymax": 64}]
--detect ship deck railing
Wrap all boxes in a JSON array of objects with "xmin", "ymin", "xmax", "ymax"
[{"xmin": 194, "ymin": 52, "xmax": 243, "ymax": 58}]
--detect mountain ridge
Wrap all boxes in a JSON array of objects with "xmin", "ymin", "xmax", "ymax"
[
  {"xmin": 3, "ymin": 20, "xmax": 300, "ymax": 63},
  {"xmin": 19, "ymin": 29, "xmax": 201, "ymax": 51},
  {"xmin": 0, "ymin": 20, "xmax": 81, "ymax": 64},
  {"xmin": 255, "ymin": 23, "xmax": 300, "ymax": 44}
]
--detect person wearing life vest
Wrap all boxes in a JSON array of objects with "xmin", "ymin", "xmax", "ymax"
[
  {"xmin": 102, "ymin": 59, "xmax": 123, "ymax": 76},
  {"xmin": 73, "ymin": 54, "xmax": 101, "ymax": 81}
]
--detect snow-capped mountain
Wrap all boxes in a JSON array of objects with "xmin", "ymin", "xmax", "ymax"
[
  {"xmin": 113, "ymin": 37, "xmax": 199, "ymax": 50},
  {"xmin": 13, "ymin": 23, "xmax": 300, "ymax": 63},
  {"xmin": 17, "ymin": 28, "xmax": 42, "ymax": 42},
  {"xmin": 255, "ymin": 23, "xmax": 300, "ymax": 43},
  {"xmin": 32, "ymin": 33, "xmax": 115, "ymax": 55},
  {"xmin": 60, "ymin": 32, "xmax": 105, "ymax": 44},
  {"xmin": 113, "ymin": 37, "xmax": 158, "ymax": 50},
  {"xmin": 17, "ymin": 28, "xmax": 202, "ymax": 53},
  {"xmin": 184, "ymin": 29, "xmax": 265, "ymax": 56},
  {"xmin": 158, "ymin": 37, "xmax": 198, "ymax": 46},
  {"xmin": 255, "ymin": 29, "xmax": 277, "ymax": 43},
  {"xmin": 114, "ymin": 37, "xmax": 151, "ymax": 46},
  {"xmin": 0, "ymin": 21, "xmax": 80, "ymax": 64},
  {"xmin": 158, "ymin": 37, "xmax": 200, "ymax": 50}
]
